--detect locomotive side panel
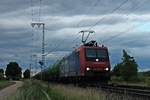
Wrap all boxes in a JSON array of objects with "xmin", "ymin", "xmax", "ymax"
[
  {"xmin": 59, "ymin": 59, "xmax": 66, "ymax": 77},
  {"xmin": 60, "ymin": 51, "xmax": 80, "ymax": 77},
  {"xmin": 79, "ymin": 47, "xmax": 86, "ymax": 76},
  {"xmin": 68, "ymin": 51, "xmax": 80, "ymax": 76}
]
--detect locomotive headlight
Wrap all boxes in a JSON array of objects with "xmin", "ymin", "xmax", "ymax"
[
  {"xmin": 86, "ymin": 67, "xmax": 90, "ymax": 71},
  {"xmin": 96, "ymin": 59, "xmax": 99, "ymax": 62},
  {"xmin": 105, "ymin": 67, "xmax": 109, "ymax": 71}
]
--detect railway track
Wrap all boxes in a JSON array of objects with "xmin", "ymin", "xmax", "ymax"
[{"xmin": 99, "ymin": 84, "xmax": 150, "ymax": 99}]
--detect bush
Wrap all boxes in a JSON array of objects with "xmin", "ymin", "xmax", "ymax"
[
  {"xmin": 111, "ymin": 76, "xmax": 124, "ymax": 83},
  {"xmin": 145, "ymin": 77, "xmax": 150, "ymax": 86}
]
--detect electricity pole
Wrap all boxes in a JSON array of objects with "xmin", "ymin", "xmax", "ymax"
[{"xmin": 31, "ymin": 22, "xmax": 45, "ymax": 80}]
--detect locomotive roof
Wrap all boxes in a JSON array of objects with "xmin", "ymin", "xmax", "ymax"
[
  {"xmin": 63, "ymin": 41, "xmax": 108, "ymax": 59},
  {"xmin": 81, "ymin": 45, "xmax": 107, "ymax": 49}
]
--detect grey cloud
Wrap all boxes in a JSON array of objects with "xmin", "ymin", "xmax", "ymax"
[
  {"xmin": 42, "ymin": 0, "xmax": 150, "ymax": 16},
  {"xmin": 1, "ymin": 0, "xmax": 150, "ymax": 16}
]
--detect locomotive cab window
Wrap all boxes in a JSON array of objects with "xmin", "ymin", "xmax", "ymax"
[
  {"xmin": 85, "ymin": 48, "xmax": 96, "ymax": 58},
  {"xmin": 85, "ymin": 48, "xmax": 108, "ymax": 61},
  {"xmin": 97, "ymin": 49, "xmax": 107, "ymax": 58}
]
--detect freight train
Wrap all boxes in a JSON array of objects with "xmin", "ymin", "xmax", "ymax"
[{"xmin": 34, "ymin": 40, "xmax": 111, "ymax": 83}]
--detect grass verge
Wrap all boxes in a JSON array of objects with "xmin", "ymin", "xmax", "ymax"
[
  {"xmin": 0, "ymin": 80, "xmax": 15, "ymax": 90},
  {"xmin": 8, "ymin": 80, "xmax": 148, "ymax": 100},
  {"xmin": 48, "ymin": 84, "xmax": 143, "ymax": 100}
]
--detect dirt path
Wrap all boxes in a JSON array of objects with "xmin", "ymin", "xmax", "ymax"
[{"xmin": 0, "ymin": 81, "xmax": 23, "ymax": 100}]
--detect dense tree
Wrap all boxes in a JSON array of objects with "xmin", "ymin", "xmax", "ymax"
[
  {"xmin": 0, "ymin": 69, "xmax": 4, "ymax": 79},
  {"xmin": 5, "ymin": 62, "xmax": 22, "ymax": 79},
  {"xmin": 23, "ymin": 69, "xmax": 30, "ymax": 79},
  {"xmin": 113, "ymin": 50, "xmax": 138, "ymax": 81},
  {"xmin": 121, "ymin": 50, "xmax": 138, "ymax": 81},
  {"xmin": 49, "ymin": 60, "xmax": 62, "ymax": 76},
  {"xmin": 113, "ymin": 63, "xmax": 122, "ymax": 76}
]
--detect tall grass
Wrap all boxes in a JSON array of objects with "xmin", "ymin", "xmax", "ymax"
[
  {"xmin": 8, "ymin": 80, "xmax": 50, "ymax": 100},
  {"xmin": 8, "ymin": 80, "xmax": 148, "ymax": 100},
  {"xmin": 48, "ymin": 84, "xmax": 144, "ymax": 100}
]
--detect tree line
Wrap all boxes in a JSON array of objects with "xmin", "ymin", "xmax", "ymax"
[{"xmin": 0, "ymin": 62, "xmax": 30, "ymax": 80}]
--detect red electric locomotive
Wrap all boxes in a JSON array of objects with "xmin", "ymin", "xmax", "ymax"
[{"xmin": 59, "ymin": 41, "xmax": 111, "ymax": 83}]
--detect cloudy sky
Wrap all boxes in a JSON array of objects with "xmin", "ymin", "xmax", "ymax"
[{"xmin": 0, "ymin": 0, "xmax": 150, "ymax": 72}]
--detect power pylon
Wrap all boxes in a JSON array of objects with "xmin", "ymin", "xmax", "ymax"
[{"xmin": 31, "ymin": 22, "xmax": 45, "ymax": 80}]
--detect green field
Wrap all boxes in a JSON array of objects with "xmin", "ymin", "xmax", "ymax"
[{"xmin": 0, "ymin": 80, "xmax": 15, "ymax": 90}]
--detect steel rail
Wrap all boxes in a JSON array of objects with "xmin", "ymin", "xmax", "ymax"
[{"xmin": 100, "ymin": 84, "xmax": 150, "ymax": 98}]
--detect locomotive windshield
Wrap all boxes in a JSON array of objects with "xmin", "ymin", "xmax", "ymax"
[
  {"xmin": 85, "ymin": 48, "xmax": 108, "ymax": 60},
  {"xmin": 97, "ymin": 49, "xmax": 107, "ymax": 58},
  {"xmin": 85, "ymin": 48, "xmax": 96, "ymax": 58}
]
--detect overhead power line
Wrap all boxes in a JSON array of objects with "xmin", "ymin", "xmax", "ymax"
[
  {"xmin": 103, "ymin": 21, "xmax": 149, "ymax": 44},
  {"xmin": 76, "ymin": 0, "xmax": 101, "ymax": 27},
  {"xmin": 45, "ymin": 0, "xmax": 144, "ymax": 58},
  {"xmin": 89, "ymin": 0, "xmax": 129, "ymax": 30},
  {"xmin": 101, "ymin": 0, "xmax": 148, "ymax": 44},
  {"xmin": 45, "ymin": 0, "xmax": 128, "ymax": 56},
  {"xmin": 45, "ymin": 0, "xmax": 102, "ymax": 56},
  {"xmin": 30, "ymin": 0, "xmax": 34, "ymax": 21},
  {"xmin": 73, "ymin": 0, "xmax": 129, "ymax": 47},
  {"xmin": 39, "ymin": 0, "xmax": 42, "ymax": 22}
]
